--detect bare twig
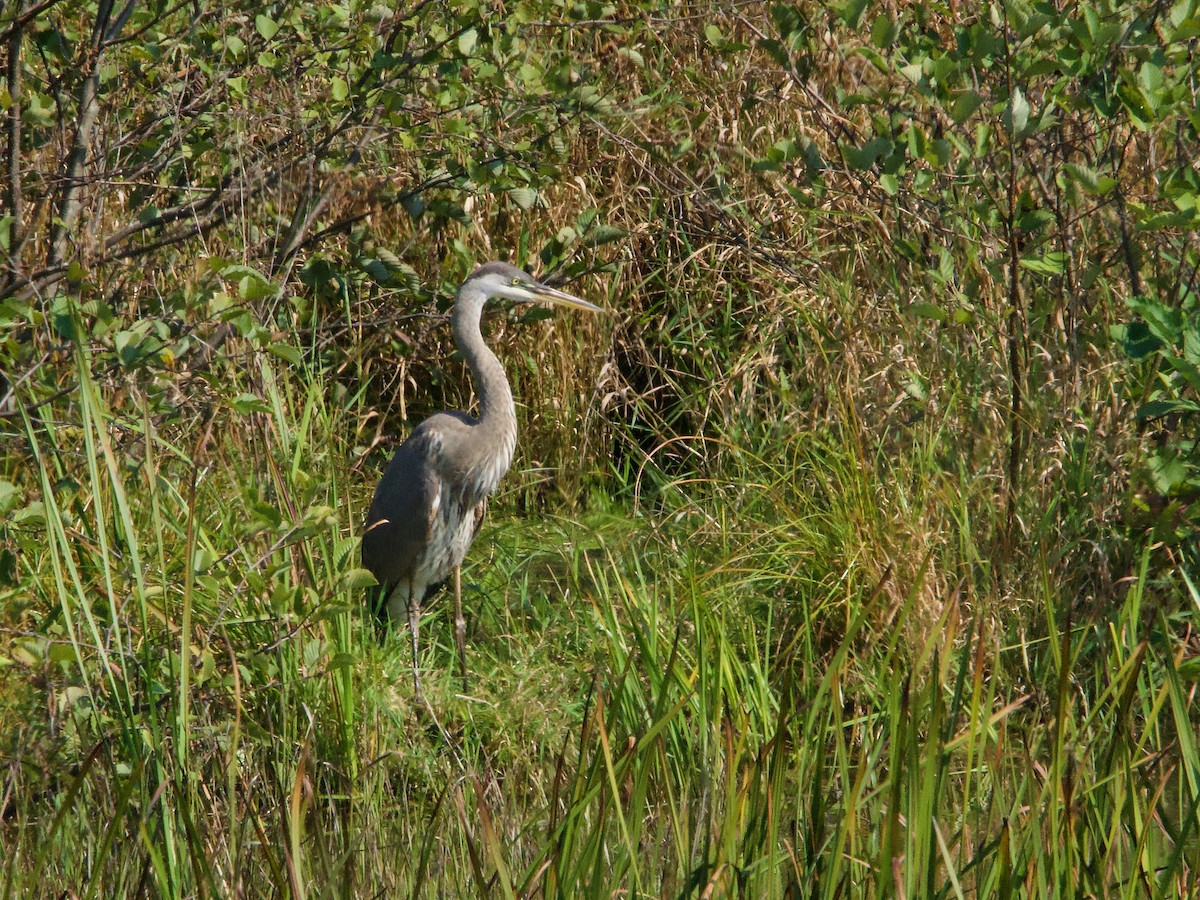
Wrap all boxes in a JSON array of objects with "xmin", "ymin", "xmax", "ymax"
[
  {"xmin": 3, "ymin": 0, "xmax": 30, "ymax": 284},
  {"xmin": 0, "ymin": 0, "xmax": 61, "ymax": 46},
  {"xmin": 47, "ymin": 1, "xmax": 117, "ymax": 268}
]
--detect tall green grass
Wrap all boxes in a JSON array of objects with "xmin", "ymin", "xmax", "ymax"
[{"xmin": 2, "ymin": 329, "xmax": 1197, "ymax": 896}]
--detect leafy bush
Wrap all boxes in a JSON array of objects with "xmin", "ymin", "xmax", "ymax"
[{"xmin": 1117, "ymin": 294, "xmax": 1200, "ymax": 551}]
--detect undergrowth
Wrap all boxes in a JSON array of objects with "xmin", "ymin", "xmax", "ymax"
[{"xmin": 3, "ymin": 0, "xmax": 1199, "ymax": 895}]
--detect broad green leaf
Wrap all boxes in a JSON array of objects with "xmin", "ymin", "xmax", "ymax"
[
  {"xmin": 1127, "ymin": 296, "xmax": 1183, "ymax": 344},
  {"xmin": 1019, "ymin": 252, "xmax": 1066, "ymax": 276},
  {"xmin": 238, "ymin": 274, "xmax": 274, "ymax": 301},
  {"xmin": 582, "ymin": 224, "xmax": 627, "ymax": 247},
  {"xmin": 1162, "ymin": 354, "xmax": 1200, "ymax": 393},
  {"xmin": 842, "ymin": 137, "xmax": 892, "ymax": 170},
  {"xmin": 908, "ymin": 303, "xmax": 948, "ymax": 322},
  {"xmin": 1138, "ymin": 60, "xmax": 1163, "ymax": 96},
  {"xmin": 509, "ymin": 187, "xmax": 538, "ymax": 210},
  {"xmin": 331, "ymin": 76, "xmax": 348, "ymax": 102},
  {"xmin": 1138, "ymin": 399, "xmax": 1200, "ymax": 420},
  {"xmin": 232, "ymin": 393, "xmax": 271, "ymax": 415},
  {"xmin": 458, "ymin": 28, "xmax": 478, "ymax": 55},
  {"xmin": 1170, "ymin": 16, "xmax": 1200, "ymax": 39},
  {"xmin": 1007, "ymin": 87, "xmax": 1029, "ymax": 136},
  {"xmin": 12, "ymin": 500, "xmax": 44, "ymax": 526},
  {"xmin": 0, "ymin": 480, "xmax": 18, "ymax": 514},
  {"xmin": 360, "ymin": 258, "xmax": 391, "ymax": 285},
  {"xmin": 339, "ymin": 568, "xmax": 379, "ymax": 591},
  {"xmin": 1113, "ymin": 321, "xmax": 1161, "ymax": 360},
  {"xmin": 1150, "ymin": 455, "xmax": 1190, "ymax": 492},
  {"xmin": 950, "ymin": 91, "xmax": 984, "ymax": 124},
  {"xmin": 834, "ymin": 0, "xmax": 868, "ymax": 27},
  {"xmin": 871, "ymin": 15, "xmax": 896, "ymax": 48},
  {"xmin": 1118, "ymin": 83, "xmax": 1153, "ymax": 129},
  {"xmin": 1064, "ymin": 163, "xmax": 1117, "ymax": 196},
  {"xmin": 255, "ymin": 14, "xmax": 279, "ymax": 40},
  {"xmin": 618, "ymin": 47, "xmax": 645, "ymax": 67},
  {"xmin": 268, "ymin": 342, "xmax": 304, "ymax": 366}
]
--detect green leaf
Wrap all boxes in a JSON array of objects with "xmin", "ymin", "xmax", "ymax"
[
  {"xmin": 220, "ymin": 263, "xmax": 268, "ymax": 283},
  {"xmin": 12, "ymin": 500, "xmax": 44, "ymax": 526},
  {"xmin": 50, "ymin": 294, "xmax": 77, "ymax": 341},
  {"xmin": 908, "ymin": 302, "xmax": 948, "ymax": 322},
  {"xmin": 48, "ymin": 644, "xmax": 76, "ymax": 664},
  {"xmin": 1162, "ymin": 354, "xmax": 1200, "ymax": 393},
  {"xmin": 1179, "ymin": 656, "xmax": 1200, "ymax": 682},
  {"xmin": 238, "ymin": 274, "xmax": 274, "ymax": 301},
  {"xmin": 0, "ymin": 480, "xmax": 18, "ymax": 515},
  {"xmin": 618, "ymin": 47, "xmax": 645, "ymax": 67},
  {"xmin": 1171, "ymin": 16, "xmax": 1200, "ymax": 40},
  {"xmin": 1113, "ymin": 322, "xmax": 1161, "ymax": 360},
  {"xmin": 1064, "ymin": 163, "xmax": 1117, "ymax": 196},
  {"xmin": 582, "ymin": 224, "xmax": 628, "ymax": 247},
  {"xmin": 268, "ymin": 342, "xmax": 304, "ymax": 366},
  {"xmin": 842, "ymin": 137, "xmax": 892, "ymax": 171},
  {"xmin": 950, "ymin": 91, "xmax": 984, "ymax": 124},
  {"xmin": 1127, "ymin": 296, "xmax": 1183, "ymax": 344},
  {"xmin": 1118, "ymin": 83, "xmax": 1153, "ymax": 129},
  {"xmin": 359, "ymin": 258, "xmax": 389, "ymax": 285},
  {"xmin": 255, "ymin": 14, "xmax": 279, "ymax": 40},
  {"xmin": 704, "ymin": 24, "xmax": 724, "ymax": 47},
  {"xmin": 1019, "ymin": 252, "xmax": 1066, "ymax": 276},
  {"xmin": 1150, "ymin": 454, "xmax": 1190, "ymax": 492},
  {"xmin": 1138, "ymin": 60, "xmax": 1163, "ymax": 96},
  {"xmin": 1138, "ymin": 399, "xmax": 1200, "ymax": 420},
  {"xmin": 1007, "ymin": 87, "xmax": 1029, "ymax": 137},
  {"xmin": 458, "ymin": 28, "xmax": 478, "ymax": 56},
  {"xmin": 331, "ymin": 76, "xmax": 348, "ymax": 102},
  {"xmin": 509, "ymin": 187, "xmax": 538, "ymax": 210},
  {"xmin": 339, "ymin": 568, "xmax": 379, "ymax": 591},
  {"xmin": 871, "ymin": 14, "xmax": 896, "ymax": 48},
  {"xmin": 833, "ymin": 0, "xmax": 868, "ymax": 27},
  {"xmin": 232, "ymin": 393, "xmax": 271, "ymax": 415}
]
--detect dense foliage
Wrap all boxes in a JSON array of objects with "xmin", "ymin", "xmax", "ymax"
[{"xmin": 2, "ymin": 0, "xmax": 1198, "ymax": 895}]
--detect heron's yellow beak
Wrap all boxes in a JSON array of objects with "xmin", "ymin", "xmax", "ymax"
[{"xmin": 527, "ymin": 282, "xmax": 605, "ymax": 314}]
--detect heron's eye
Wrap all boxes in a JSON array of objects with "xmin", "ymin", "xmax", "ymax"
[{"xmin": 511, "ymin": 278, "xmax": 521, "ymax": 286}]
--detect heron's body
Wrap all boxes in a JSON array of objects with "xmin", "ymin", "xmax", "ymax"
[
  {"xmin": 363, "ymin": 411, "xmax": 513, "ymax": 620},
  {"xmin": 362, "ymin": 261, "xmax": 601, "ymax": 696}
]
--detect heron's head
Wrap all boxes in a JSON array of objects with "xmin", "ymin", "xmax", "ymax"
[{"xmin": 465, "ymin": 261, "xmax": 604, "ymax": 314}]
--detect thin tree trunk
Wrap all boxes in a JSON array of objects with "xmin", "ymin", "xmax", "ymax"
[
  {"xmin": 47, "ymin": 0, "xmax": 120, "ymax": 269},
  {"xmin": 4, "ymin": 0, "xmax": 31, "ymax": 280}
]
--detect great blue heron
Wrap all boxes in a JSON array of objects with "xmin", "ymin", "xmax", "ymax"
[{"xmin": 362, "ymin": 261, "xmax": 603, "ymax": 697}]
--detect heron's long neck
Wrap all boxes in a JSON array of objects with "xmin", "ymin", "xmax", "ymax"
[{"xmin": 453, "ymin": 286, "xmax": 515, "ymax": 434}]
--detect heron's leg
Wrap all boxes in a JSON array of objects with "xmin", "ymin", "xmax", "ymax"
[
  {"xmin": 454, "ymin": 565, "xmax": 467, "ymax": 683},
  {"xmin": 407, "ymin": 578, "xmax": 422, "ymax": 699}
]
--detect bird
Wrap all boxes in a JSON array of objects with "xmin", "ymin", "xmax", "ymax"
[{"xmin": 361, "ymin": 261, "xmax": 603, "ymax": 698}]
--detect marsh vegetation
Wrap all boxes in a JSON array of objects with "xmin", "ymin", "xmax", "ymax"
[{"xmin": 1, "ymin": 0, "xmax": 1198, "ymax": 895}]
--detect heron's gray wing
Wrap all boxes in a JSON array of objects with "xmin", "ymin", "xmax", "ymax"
[{"xmin": 361, "ymin": 424, "xmax": 445, "ymax": 588}]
